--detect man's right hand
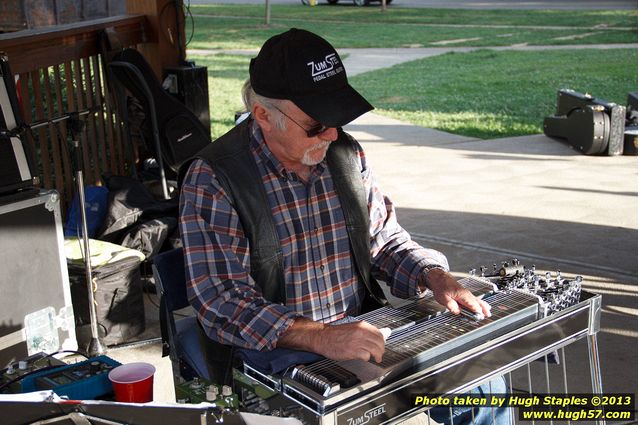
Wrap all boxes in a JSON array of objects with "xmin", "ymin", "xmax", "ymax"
[{"xmin": 277, "ymin": 318, "xmax": 386, "ymax": 363}]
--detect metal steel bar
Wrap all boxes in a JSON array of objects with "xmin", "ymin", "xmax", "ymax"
[
  {"xmin": 527, "ymin": 363, "xmax": 535, "ymax": 425},
  {"xmin": 507, "ymin": 372, "xmax": 516, "ymax": 425},
  {"xmin": 489, "ymin": 380, "xmax": 495, "ymax": 425},
  {"xmin": 588, "ymin": 333, "xmax": 604, "ymax": 394},
  {"xmin": 544, "ymin": 356, "xmax": 553, "ymax": 425},
  {"xmin": 587, "ymin": 333, "xmax": 605, "ymax": 425}
]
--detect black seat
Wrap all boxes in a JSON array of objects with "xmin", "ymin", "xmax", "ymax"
[
  {"xmin": 108, "ymin": 49, "xmax": 211, "ymax": 199},
  {"xmin": 152, "ymin": 247, "xmax": 210, "ymax": 381}
]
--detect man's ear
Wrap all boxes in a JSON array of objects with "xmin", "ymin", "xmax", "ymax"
[{"xmin": 252, "ymin": 103, "xmax": 273, "ymax": 132}]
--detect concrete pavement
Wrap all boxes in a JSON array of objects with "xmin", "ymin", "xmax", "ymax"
[{"xmin": 344, "ymin": 111, "xmax": 638, "ymax": 395}]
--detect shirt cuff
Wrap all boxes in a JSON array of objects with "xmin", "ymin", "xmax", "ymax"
[
  {"xmin": 415, "ymin": 263, "xmax": 448, "ymax": 297},
  {"xmin": 241, "ymin": 306, "xmax": 303, "ymax": 351}
]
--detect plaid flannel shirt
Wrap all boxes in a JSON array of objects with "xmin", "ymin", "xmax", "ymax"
[{"xmin": 179, "ymin": 121, "xmax": 449, "ymax": 351}]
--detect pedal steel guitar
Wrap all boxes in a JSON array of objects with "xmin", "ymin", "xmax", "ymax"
[{"xmin": 236, "ymin": 262, "xmax": 603, "ymax": 425}]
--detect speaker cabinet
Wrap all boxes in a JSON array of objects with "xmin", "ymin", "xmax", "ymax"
[{"xmin": 163, "ymin": 65, "xmax": 211, "ymax": 131}]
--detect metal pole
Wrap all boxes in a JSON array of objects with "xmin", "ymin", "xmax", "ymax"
[
  {"xmin": 265, "ymin": 0, "xmax": 271, "ymax": 25},
  {"xmin": 587, "ymin": 333, "xmax": 603, "ymax": 393},
  {"xmin": 74, "ymin": 139, "xmax": 106, "ymax": 357},
  {"xmin": 587, "ymin": 334, "xmax": 605, "ymax": 425}
]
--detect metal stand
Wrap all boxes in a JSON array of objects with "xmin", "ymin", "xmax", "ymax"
[
  {"xmin": 76, "ymin": 165, "xmax": 106, "ymax": 356},
  {"xmin": 70, "ymin": 122, "xmax": 106, "ymax": 357},
  {"xmin": 24, "ymin": 108, "xmax": 106, "ymax": 356}
]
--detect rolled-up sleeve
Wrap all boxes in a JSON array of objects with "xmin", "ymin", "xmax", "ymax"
[
  {"xmin": 350, "ymin": 140, "xmax": 449, "ymax": 299},
  {"xmin": 179, "ymin": 159, "xmax": 300, "ymax": 350}
]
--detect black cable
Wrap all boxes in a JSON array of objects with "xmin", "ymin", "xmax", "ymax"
[
  {"xmin": 184, "ymin": 0, "xmax": 195, "ymax": 48},
  {"xmin": 45, "ymin": 350, "xmax": 90, "ymax": 360},
  {"xmin": 0, "ymin": 351, "xmax": 92, "ymax": 393},
  {"xmin": 0, "ymin": 364, "xmax": 66, "ymax": 393},
  {"xmin": 159, "ymin": 0, "xmax": 187, "ymax": 63},
  {"xmin": 145, "ymin": 287, "xmax": 161, "ymax": 310},
  {"xmin": 173, "ymin": 0, "xmax": 185, "ymax": 63}
]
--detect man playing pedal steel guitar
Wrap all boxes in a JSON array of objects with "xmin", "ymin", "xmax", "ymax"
[{"xmin": 180, "ymin": 28, "xmax": 509, "ymax": 425}]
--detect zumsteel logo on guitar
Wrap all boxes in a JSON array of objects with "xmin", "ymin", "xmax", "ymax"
[{"xmin": 345, "ymin": 404, "xmax": 387, "ymax": 425}]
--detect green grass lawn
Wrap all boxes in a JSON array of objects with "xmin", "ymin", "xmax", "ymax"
[
  {"xmin": 353, "ymin": 49, "xmax": 638, "ymax": 139},
  {"xmin": 188, "ymin": 16, "xmax": 638, "ymax": 49},
  {"xmin": 187, "ymin": 5, "xmax": 638, "ymax": 49},
  {"xmin": 189, "ymin": 5, "xmax": 637, "ymax": 28},
  {"xmin": 186, "ymin": 6, "xmax": 638, "ymax": 139}
]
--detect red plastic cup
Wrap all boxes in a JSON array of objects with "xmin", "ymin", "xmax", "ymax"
[{"xmin": 108, "ymin": 362, "xmax": 155, "ymax": 403}]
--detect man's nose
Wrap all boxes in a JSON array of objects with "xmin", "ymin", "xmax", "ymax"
[{"xmin": 320, "ymin": 127, "xmax": 338, "ymax": 141}]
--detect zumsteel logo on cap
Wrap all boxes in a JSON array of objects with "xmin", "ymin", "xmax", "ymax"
[{"xmin": 308, "ymin": 53, "xmax": 344, "ymax": 82}]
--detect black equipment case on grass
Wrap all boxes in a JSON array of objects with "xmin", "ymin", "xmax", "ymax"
[
  {"xmin": 544, "ymin": 89, "xmax": 626, "ymax": 155},
  {"xmin": 624, "ymin": 92, "xmax": 638, "ymax": 155}
]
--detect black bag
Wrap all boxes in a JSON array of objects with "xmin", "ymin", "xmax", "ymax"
[
  {"xmin": 120, "ymin": 217, "xmax": 177, "ymax": 259},
  {"xmin": 99, "ymin": 174, "xmax": 178, "ymax": 259},
  {"xmin": 69, "ymin": 256, "xmax": 145, "ymax": 346}
]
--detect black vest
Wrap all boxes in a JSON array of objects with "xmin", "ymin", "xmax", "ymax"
[{"xmin": 182, "ymin": 118, "xmax": 388, "ymax": 307}]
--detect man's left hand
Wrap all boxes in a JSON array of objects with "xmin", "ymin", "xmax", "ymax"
[{"xmin": 424, "ymin": 268, "xmax": 491, "ymax": 318}]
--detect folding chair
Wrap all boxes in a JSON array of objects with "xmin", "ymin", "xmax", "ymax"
[{"xmin": 152, "ymin": 247, "xmax": 210, "ymax": 382}]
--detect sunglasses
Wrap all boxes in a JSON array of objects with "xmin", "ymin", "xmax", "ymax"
[{"xmin": 273, "ymin": 105, "xmax": 329, "ymax": 138}]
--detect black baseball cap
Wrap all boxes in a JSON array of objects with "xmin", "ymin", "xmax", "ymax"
[{"xmin": 249, "ymin": 28, "xmax": 373, "ymax": 128}]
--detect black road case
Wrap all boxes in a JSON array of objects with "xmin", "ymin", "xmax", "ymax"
[{"xmin": 0, "ymin": 190, "xmax": 77, "ymax": 366}]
